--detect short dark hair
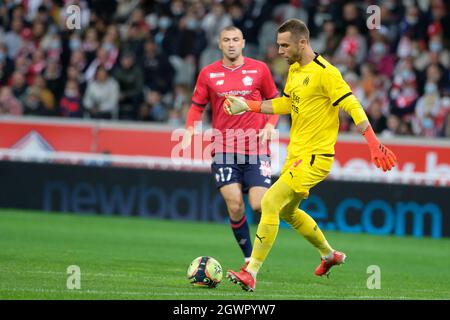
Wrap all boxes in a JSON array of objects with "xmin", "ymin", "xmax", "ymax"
[
  {"xmin": 277, "ymin": 19, "xmax": 310, "ymax": 41},
  {"xmin": 220, "ymin": 26, "xmax": 244, "ymax": 38}
]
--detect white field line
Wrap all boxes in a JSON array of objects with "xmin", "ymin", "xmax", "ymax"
[
  {"xmin": 1, "ymin": 269, "xmax": 448, "ymax": 298},
  {"xmin": 0, "ymin": 287, "xmax": 420, "ymax": 300}
]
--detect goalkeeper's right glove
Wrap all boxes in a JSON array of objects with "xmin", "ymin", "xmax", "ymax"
[
  {"xmin": 223, "ymin": 95, "xmax": 262, "ymax": 115},
  {"xmin": 363, "ymin": 125, "xmax": 397, "ymax": 172}
]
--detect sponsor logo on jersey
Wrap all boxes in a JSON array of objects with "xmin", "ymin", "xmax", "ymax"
[
  {"xmin": 259, "ymin": 160, "xmax": 272, "ymax": 177},
  {"xmin": 217, "ymin": 90, "xmax": 252, "ymax": 97},
  {"xmin": 242, "ymin": 69, "xmax": 257, "ymax": 74},
  {"xmin": 215, "ymin": 80, "xmax": 224, "ymax": 86},
  {"xmin": 210, "ymin": 72, "xmax": 225, "ymax": 78},
  {"xmin": 242, "ymin": 76, "xmax": 253, "ymax": 86}
]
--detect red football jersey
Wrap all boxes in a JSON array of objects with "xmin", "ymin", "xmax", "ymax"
[{"xmin": 191, "ymin": 57, "xmax": 279, "ymax": 155}]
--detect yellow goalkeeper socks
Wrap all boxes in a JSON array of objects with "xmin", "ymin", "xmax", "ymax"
[
  {"xmin": 246, "ymin": 223, "xmax": 279, "ymax": 277},
  {"xmin": 287, "ymin": 209, "xmax": 333, "ymax": 257}
]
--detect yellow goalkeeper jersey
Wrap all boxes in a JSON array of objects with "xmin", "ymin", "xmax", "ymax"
[{"xmin": 272, "ymin": 53, "xmax": 367, "ymax": 159}]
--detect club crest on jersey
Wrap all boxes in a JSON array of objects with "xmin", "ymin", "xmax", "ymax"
[
  {"xmin": 242, "ymin": 76, "xmax": 253, "ymax": 86},
  {"xmin": 242, "ymin": 69, "xmax": 257, "ymax": 74},
  {"xmin": 210, "ymin": 72, "xmax": 225, "ymax": 79},
  {"xmin": 303, "ymin": 76, "xmax": 310, "ymax": 86}
]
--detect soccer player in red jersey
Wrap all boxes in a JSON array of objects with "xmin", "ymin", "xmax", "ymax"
[{"xmin": 182, "ymin": 26, "xmax": 279, "ymax": 269}]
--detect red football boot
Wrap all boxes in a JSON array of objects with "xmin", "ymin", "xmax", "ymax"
[
  {"xmin": 314, "ymin": 250, "xmax": 347, "ymax": 276},
  {"xmin": 226, "ymin": 269, "xmax": 256, "ymax": 292}
]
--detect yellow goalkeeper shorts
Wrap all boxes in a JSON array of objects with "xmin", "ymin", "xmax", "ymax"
[{"xmin": 279, "ymin": 154, "xmax": 334, "ymax": 198}]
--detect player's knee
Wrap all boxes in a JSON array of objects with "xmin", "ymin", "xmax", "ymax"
[
  {"xmin": 260, "ymin": 192, "xmax": 273, "ymax": 213},
  {"xmin": 227, "ymin": 200, "xmax": 245, "ymax": 220}
]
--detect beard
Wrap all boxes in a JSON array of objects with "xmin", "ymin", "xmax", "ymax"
[
  {"xmin": 287, "ymin": 52, "xmax": 302, "ymax": 65},
  {"xmin": 288, "ymin": 46, "xmax": 305, "ymax": 65}
]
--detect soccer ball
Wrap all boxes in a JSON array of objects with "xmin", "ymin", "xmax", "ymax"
[{"xmin": 187, "ymin": 256, "xmax": 223, "ymax": 288}]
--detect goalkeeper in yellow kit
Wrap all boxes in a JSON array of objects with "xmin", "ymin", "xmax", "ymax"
[{"xmin": 224, "ymin": 19, "xmax": 397, "ymax": 292}]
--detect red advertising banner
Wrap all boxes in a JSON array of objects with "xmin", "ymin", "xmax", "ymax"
[{"xmin": 1, "ymin": 117, "xmax": 449, "ymax": 185}]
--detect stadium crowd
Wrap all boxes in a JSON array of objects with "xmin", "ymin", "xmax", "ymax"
[{"xmin": 0, "ymin": 0, "xmax": 449, "ymax": 138}]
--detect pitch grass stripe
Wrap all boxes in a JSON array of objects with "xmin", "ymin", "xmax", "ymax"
[
  {"xmin": 2, "ymin": 210, "xmax": 449, "ymax": 300},
  {"xmin": 0, "ymin": 287, "xmax": 421, "ymax": 300}
]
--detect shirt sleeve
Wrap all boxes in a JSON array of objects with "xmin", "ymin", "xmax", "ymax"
[
  {"xmin": 322, "ymin": 67, "xmax": 368, "ymax": 125},
  {"xmin": 260, "ymin": 63, "xmax": 279, "ymax": 100},
  {"xmin": 271, "ymin": 70, "xmax": 292, "ymax": 114},
  {"xmin": 191, "ymin": 69, "xmax": 209, "ymax": 108}
]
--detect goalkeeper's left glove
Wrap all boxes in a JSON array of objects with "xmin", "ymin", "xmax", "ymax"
[
  {"xmin": 363, "ymin": 125, "xmax": 397, "ymax": 172},
  {"xmin": 223, "ymin": 95, "xmax": 261, "ymax": 115}
]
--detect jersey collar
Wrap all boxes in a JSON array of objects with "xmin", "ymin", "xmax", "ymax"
[{"xmin": 221, "ymin": 57, "xmax": 246, "ymax": 72}]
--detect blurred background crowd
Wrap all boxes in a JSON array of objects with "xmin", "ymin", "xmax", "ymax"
[{"xmin": 0, "ymin": 0, "xmax": 449, "ymax": 138}]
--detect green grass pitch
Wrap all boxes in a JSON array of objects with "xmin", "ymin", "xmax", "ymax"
[{"xmin": 0, "ymin": 209, "xmax": 449, "ymax": 300}]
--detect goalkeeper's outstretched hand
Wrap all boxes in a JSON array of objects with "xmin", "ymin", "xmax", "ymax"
[
  {"xmin": 369, "ymin": 142, "xmax": 397, "ymax": 172},
  {"xmin": 223, "ymin": 95, "xmax": 250, "ymax": 115},
  {"xmin": 363, "ymin": 125, "xmax": 397, "ymax": 172},
  {"xmin": 223, "ymin": 95, "xmax": 262, "ymax": 115}
]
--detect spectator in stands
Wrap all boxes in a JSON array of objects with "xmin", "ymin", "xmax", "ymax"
[
  {"xmin": 84, "ymin": 46, "xmax": 115, "ymax": 82},
  {"xmin": 120, "ymin": 22, "xmax": 145, "ymax": 62},
  {"xmin": 69, "ymin": 48, "xmax": 87, "ymax": 73},
  {"xmin": 113, "ymin": 51, "xmax": 143, "ymax": 119},
  {"xmin": 42, "ymin": 58, "xmax": 63, "ymax": 99},
  {"xmin": 427, "ymin": 62, "xmax": 445, "ymax": 88},
  {"xmin": 138, "ymin": 89, "xmax": 167, "ymax": 122},
  {"xmin": 41, "ymin": 32, "xmax": 62, "ymax": 61},
  {"xmin": 334, "ymin": 24, "xmax": 367, "ymax": 69},
  {"xmin": 436, "ymin": 87, "xmax": 450, "ymax": 135},
  {"xmin": 341, "ymin": 2, "xmax": 366, "ymax": 34},
  {"xmin": 314, "ymin": 20, "xmax": 342, "ymax": 59},
  {"xmin": 171, "ymin": 84, "xmax": 190, "ymax": 113},
  {"xmin": 82, "ymin": 27, "xmax": 100, "ymax": 63},
  {"xmin": 399, "ymin": 4, "xmax": 427, "ymax": 40},
  {"xmin": 201, "ymin": 2, "xmax": 232, "ymax": 47},
  {"xmin": 60, "ymin": 79, "xmax": 82, "ymax": 118},
  {"xmin": 367, "ymin": 27, "xmax": 396, "ymax": 78},
  {"xmin": 13, "ymin": 54, "xmax": 30, "ymax": 77},
  {"xmin": 413, "ymin": 81, "xmax": 441, "ymax": 136},
  {"xmin": 415, "ymin": 34, "xmax": 450, "ymax": 72},
  {"xmin": 142, "ymin": 38, "xmax": 174, "ymax": 95},
  {"xmin": 382, "ymin": 114, "xmax": 401, "ymax": 137},
  {"xmin": 367, "ymin": 98, "xmax": 388, "ymax": 134},
  {"xmin": 390, "ymin": 58, "xmax": 419, "ymax": 117},
  {"xmin": 83, "ymin": 66, "xmax": 119, "ymax": 119},
  {"xmin": 66, "ymin": 65, "xmax": 86, "ymax": 95},
  {"xmin": 28, "ymin": 49, "xmax": 47, "ymax": 85},
  {"xmin": 22, "ymin": 86, "xmax": 48, "ymax": 116},
  {"xmin": 34, "ymin": 75, "xmax": 55, "ymax": 114},
  {"xmin": 0, "ymin": 43, "xmax": 13, "ymax": 86},
  {"xmin": 152, "ymin": 15, "xmax": 175, "ymax": 56},
  {"xmin": 10, "ymin": 71, "xmax": 28, "ymax": 104},
  {"xmin": 398, "ymin": 119, "xmax": 414, "ymax": 136},
  {"xmin": 0, "ymin": 86, "xmax": 22, "ymax": 115},
  {"xmin": 3, "ymin": 17, "xmax": 23, "ymax": 59},
  {"xmin": 172, "ymin": 14, "xmax": 207, "ymax": 60}
]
